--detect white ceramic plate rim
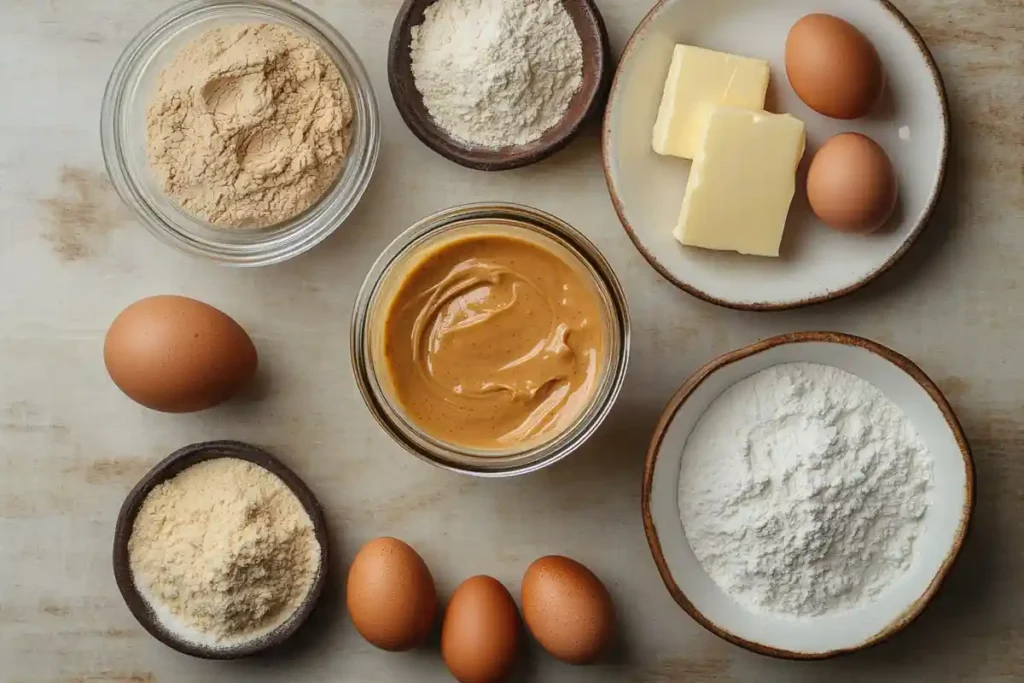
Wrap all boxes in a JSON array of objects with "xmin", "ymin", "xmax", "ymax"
[
  {"xmin": 642, "ymin": 332, "xmax": 974, "ymax": 658},
  {"xmin": 602, "ymin": 0, "xmax": 950, "ymax": 311}
]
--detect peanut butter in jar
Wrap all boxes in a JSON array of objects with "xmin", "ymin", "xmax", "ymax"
[
  {"xmin": 352, "ymin": 203, "xmax": 630, "ymax": 475},
  {"xmin": 381, "ymin": 230, "xmax": 606, "ymax": 451}
]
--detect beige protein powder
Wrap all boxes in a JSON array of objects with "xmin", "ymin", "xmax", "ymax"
[
  {"xmin": 128, "ymin": 457, "xmax": 321, "ymax": 645},
  {"xmin": 146, "ymin": 23, "xmax": 354, "ymax": 228}
]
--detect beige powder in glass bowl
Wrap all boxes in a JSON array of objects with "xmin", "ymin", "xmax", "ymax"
[
  {"xmin": 102, "ymin": 0, "xmax": 380, "ymax": 266},
  {"xmin": 146, "ymin": 22, "xmax": 354, "ymax": 229}
]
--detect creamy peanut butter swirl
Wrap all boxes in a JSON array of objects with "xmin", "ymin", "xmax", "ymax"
[{"xmin": 382, "ymin": 233, "xmax": 606, "ymax": 450}]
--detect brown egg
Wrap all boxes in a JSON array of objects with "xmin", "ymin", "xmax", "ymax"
[
  {"xmin": 103, "ymin": 295, "xmax": 257, "ymax": 413},
  {"xmin": 441, "ymin": 576, "xmax": 520, "ymax": 683},
  {"xmin": 346, "ymin": 537, "xmax": 437, "ymax": 651},
  {"xmin": 807, "ymin": 132, "xmax": 899, "ymax": 233},
  {"xmin": 786, "ymin": 14, "xmax": 884, "ymax": 119},
  {"xmin": 520, "ymin": 556, "xmax": 614, "ymax": 664}
]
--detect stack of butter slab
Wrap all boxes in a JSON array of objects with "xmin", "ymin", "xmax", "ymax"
[{"xmin": 653, "ymin": 46, "xmax": 805, "ymax": 258}]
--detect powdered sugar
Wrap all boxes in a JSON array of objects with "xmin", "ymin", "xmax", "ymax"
[
  {"xmin": 409, "ymin": 0, "xmax": 583, "ymax": 149},
  {"xmin": 678, "ymin": 363, "xmax": 933, "ymax": 618}
]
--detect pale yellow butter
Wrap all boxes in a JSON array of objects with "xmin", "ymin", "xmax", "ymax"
[
  {"xmin": 674, "ymin": 107, "xmax": 806, "ymax": 257},
  {"xmin": 652, "ymin": 45, "xmax": 770, "ymax": 160}
]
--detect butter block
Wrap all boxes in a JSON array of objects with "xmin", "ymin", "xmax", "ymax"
[
  {"xmin": 674, "ymin": 107, "xmax": 806, "ymax": 257},
  {"xmin": 652, "ymin": 45, "xmax": 770, "ymax": 160}
]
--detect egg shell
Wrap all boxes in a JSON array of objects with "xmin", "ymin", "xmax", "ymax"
[
  {"xmin": 346, "ymin": 537, "xmax": 437, "ymax": 651},
  {"xmin": 441, "ymin": 575, "xmax": 520, "ymax": 683},
  {"xmin": 785, "ymin": 13, "xmax": 884, "ymax": 119},
  {"xmin": 103, "ymin": 295, "xmax": 257, "ymax": 413},
  {"xmin": 520, "ymin": 556, "xmax": 614, "ymax": 664},
  {"xmin": 807, "ymin": 132, "xmax": 899, "ymax": 233}
]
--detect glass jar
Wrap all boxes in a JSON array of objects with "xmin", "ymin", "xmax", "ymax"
[
  {"xmin": 352, "ymin": 203, "xmax": 631, "ymax": 477},
  {"xmin": 100, "ymin": 0, "xmax": 380, "ymax": 266}
]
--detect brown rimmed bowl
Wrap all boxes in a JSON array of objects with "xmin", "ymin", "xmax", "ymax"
[
  {"xmin": 602, "ymin": 0, "xmax": 949, "ymax": 310},
  {"xmin": 388, "ymin": 0, "xmax": 612, "ymax": 171},
  {"xmin": 112, "ymin": 440, "xmax": 329, "ymax": 659},
  {"xmin": 642, "ymin": 332, "xmax": 974, "ymax": 658}
]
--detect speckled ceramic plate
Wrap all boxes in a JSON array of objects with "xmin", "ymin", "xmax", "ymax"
[
  {"xmin": 603, "ymin": 0, "xmax": 949, "ymax": 310},
  {"xmin": 642, "ymin": 332, "xmax": 974, "ymax": 658}
]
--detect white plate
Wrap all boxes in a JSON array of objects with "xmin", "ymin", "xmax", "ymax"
[
  {"xmin": 642, "ymin": 332, "xmax": 974, "ymax": 658},
  {"xmin": 602, "ymin": 0, "xmax": 949, "ymax": 310}
]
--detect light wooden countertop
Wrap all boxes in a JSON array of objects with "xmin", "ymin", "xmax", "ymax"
[{"xmin": 1, "ymin": 0, "xmax": 1021, "ymax": 680}]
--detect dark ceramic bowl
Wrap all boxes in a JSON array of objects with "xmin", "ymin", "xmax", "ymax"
[
  {"xmin": 388, "ymin": 0, "xmax": 612, "ymax": 171},
  {"xmin": 112, "ymin": 440, "xmax": 329, "ymax": 659}
]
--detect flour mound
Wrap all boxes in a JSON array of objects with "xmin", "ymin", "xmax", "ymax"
[
  {"xmin": 409, "ymin": 0, "xmax": 583, "ymax": 149},
  {"xmin": 128, "ymin": 458, "xmax": 321, "ymax": 643},
  {"xmin": 146, "ymin": 24, "xmax": 354, "ymax": 228},
  {"xmin": 679, "ymin": 363, "xmax": 933, "ymax": 618}
]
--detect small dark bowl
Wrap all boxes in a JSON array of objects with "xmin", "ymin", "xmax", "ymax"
[
  {"xmin": 112, "ymin": 440, "xmax": 330, "ymax": 659},
  {"xmin": 388, "ymin": 0, "xmax": 613, "ymax": 171}
]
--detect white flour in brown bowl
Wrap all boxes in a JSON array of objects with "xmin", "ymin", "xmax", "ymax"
[{"xmin": 146, "ymin": 23, "xmax": 354, "ymax": 228}]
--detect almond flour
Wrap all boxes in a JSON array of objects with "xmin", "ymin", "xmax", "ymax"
[
  {"xmin": 128, "ymin": 458, "xmax": 320, "ymax": 645},
  {"xmin": 146, "ymin": 23, "xmax": 353, "ymax": 228}
]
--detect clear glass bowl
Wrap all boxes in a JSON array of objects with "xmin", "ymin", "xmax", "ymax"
[
  {"xmin": 351, "ymin": 203, "xmax": 631, "ymax": 477},
  {"xmin": 100, "ymin": 0, "xmax": 380, "ymax": 266}
]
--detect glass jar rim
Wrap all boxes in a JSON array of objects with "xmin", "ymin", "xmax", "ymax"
[
  {"xmin": 351, "ymin": 202, "xmax": 631, "ymax": 477},
  {"xmin": 100, "ymin": 0, "xmax": 380, "ymax": 266}
]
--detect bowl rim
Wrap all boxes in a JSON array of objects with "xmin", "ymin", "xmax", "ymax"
[
  {"xmin": 601, "ymin": 0, "xmax": 951, "ymax": 311},
  {"xmin": 640, "ymin": 331, "xmax": 975, "ymax": 659},
  {"xmin": 387, "ymin": 0, "xmax": 612, "ymax": 171},
  {"xmin": 112, "ymin": 440, "xmax": 330, "ymax": 659},
  {"xmin": 100, "ymin": 0, "xmax": 381, "ymax": 266}
]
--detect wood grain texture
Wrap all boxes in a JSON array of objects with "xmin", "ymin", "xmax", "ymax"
[{"xmin": 0, "ymin": 0, "xmax": 1021, "ymax": 681}]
